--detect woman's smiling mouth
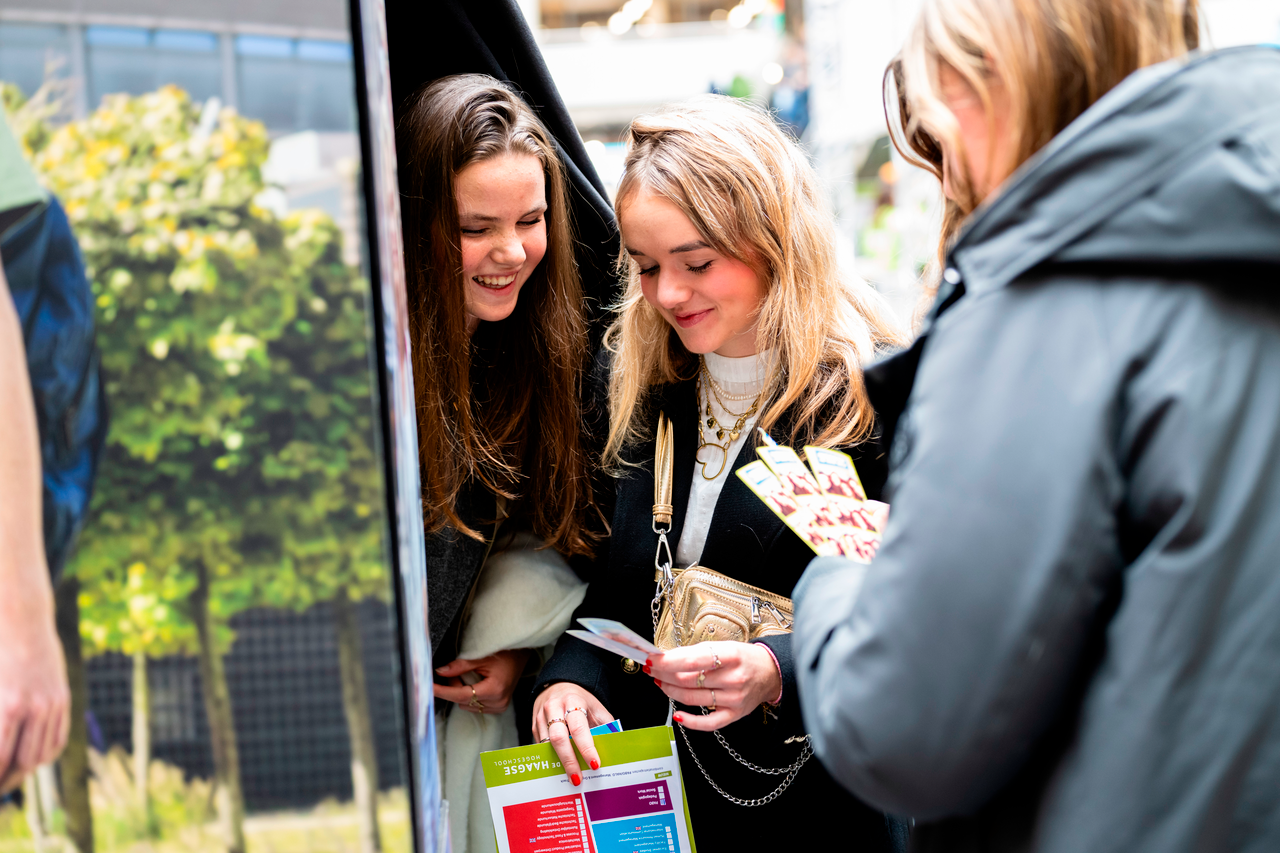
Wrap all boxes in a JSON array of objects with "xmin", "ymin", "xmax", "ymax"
[
  {"xmin": 474, "ymin": 274, "xmax": 518, "ymax": 289},
  {"xmin": 674, "ymin": 308, "xmax": 712, "ymax": 328}
]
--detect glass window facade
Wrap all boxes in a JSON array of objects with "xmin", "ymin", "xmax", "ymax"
[
  {"xmin": 88, "ymin": 25, "xmax": 224, "ymax": 106},
  {"xmin": 237, "ymin": 36, "xmax": 356, "ymax": 133},
  {"xmin": 2, "ymin": 23, "xmax": 354, "ymax": 133}
]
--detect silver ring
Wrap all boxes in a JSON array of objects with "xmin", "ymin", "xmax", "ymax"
[{"xmin": 711, "ymin": 647, "xmax": 722, "ymax": 671}]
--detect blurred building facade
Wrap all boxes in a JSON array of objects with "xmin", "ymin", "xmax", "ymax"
[
  {"xmin": 529, "ymin": 0, "xmax": 790, "ymax": 141},
  {"xmin": 0, "ymin": 0, "xmax": 354, "ymax": 130},
  {"xmin": 0, "ymin": 0, "xmax": 361, "ymax": 261}
]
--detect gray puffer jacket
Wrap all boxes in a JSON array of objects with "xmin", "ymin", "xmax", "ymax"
[{"xmin": 794, "ymin": 46, "xmax": 1280, "ymax": 853}]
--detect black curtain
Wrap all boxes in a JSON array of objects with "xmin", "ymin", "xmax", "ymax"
[{"xmin": 385, "ymin": 0, "xmax": 620, "ymax": 327}]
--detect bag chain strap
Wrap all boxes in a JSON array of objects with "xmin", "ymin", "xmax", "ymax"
[
  {"xmin": 650, "ymin": 411, "xmax": 813, "ymax": 806},
  {"xmin": 675, "ymin": 708, "xmax": 814, "ymax": 807}
]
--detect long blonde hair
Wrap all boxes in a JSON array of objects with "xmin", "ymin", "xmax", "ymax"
[
  {"xmin": 887, "ymin": 0, "xmax": 1200, "ymax": 273},
  {"xmin": 603, "ymin": 96, "xmax": 906, "ymax": 467}
]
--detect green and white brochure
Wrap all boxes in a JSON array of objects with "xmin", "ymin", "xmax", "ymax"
[{"xmin": 482, "ymin": 726, "xmax": 696, "ymax": 853}]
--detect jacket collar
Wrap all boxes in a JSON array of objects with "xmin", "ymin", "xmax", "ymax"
[{"xmin": 951, "ymin": 47, "xmax": 1280, "ymax": 297}]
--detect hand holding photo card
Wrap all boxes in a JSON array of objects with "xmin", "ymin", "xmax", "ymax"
[
  {"xmin": 864, "ymin": 500, "xmax": 890, "ymax": 532},
  {"xmin": 800, "ymin": 447, "xmax": 884, "ymax": 562},
  {"xmin": 804, "ymin": 447, "xmax": 882, "ymax": 535},
  {"xmin": 737, "ymin": 445, "xmax": 889, "ymax": 563}
]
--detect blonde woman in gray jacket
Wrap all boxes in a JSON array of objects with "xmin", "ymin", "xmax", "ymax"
[{"xmin": 795, "ymin": 2, "xmax": 1280, "ymax": 852}]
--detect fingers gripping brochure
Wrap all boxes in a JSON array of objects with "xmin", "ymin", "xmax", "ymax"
[{"xmin": 483, "ymin": 726, "xmax": 697, "ymax": 853}]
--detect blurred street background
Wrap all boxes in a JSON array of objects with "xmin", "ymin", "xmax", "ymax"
[{"xmin": 3, "ymin": 0, "xmax": 1276, "ymax": 321}]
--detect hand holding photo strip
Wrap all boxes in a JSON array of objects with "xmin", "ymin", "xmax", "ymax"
[{"xmin": 736, "ymin": 445, "xmax": 887, "ymax": 563}]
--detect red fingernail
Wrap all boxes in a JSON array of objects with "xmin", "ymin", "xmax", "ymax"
[
  {"xmin": 590, "ymin": 759, "xmax": 600, "ymax": 770},
  {"xmin": 571, "ymin": 773, "xmax": 582, "ymax": 786},
  {"xmin": 645, "ymin": 658, "xmax": 653, "ymax": 667},
  {"xmin": 642, "ymin": 664, "xmax": 651, "ymax": 674},
  {"xmin": 673, "ymin": 713, "xmax": 684, "ymax": 723},
  {"xmin": 653, "ymin": 679, "xmax": 661, "ymax": 687}
]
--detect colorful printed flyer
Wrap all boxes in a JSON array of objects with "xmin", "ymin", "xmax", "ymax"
[{"xmin": 483, "ymin": 726, "xmax": 697, "ymax": 853}]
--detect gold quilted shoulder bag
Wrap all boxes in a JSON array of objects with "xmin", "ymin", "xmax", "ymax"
[
  {"xmin": 650, "ymin": 412, "xmax": 794, "ymax": 649},
  {"xmin": 648, "ymin": 412, "xmax": 813, "ymax": 807}
]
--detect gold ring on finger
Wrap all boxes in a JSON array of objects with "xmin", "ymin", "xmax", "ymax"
[
  {"xmin": 707, "ymin": 689, "xmax": 716, "ymax": 712},
  {"xmin": 468, "ymin": 686, "xmax": 484, "ymax": 710},
  {"xmin": 711, "ymin": 649, "xmax": 722, "ymax": 670},
  {"xmin": 546, "ymin": 717, "xmax": 568, "ymax": 729},
  {"xmin": 696, "ymin": 670, "xmax": 705, "ymax": 688}
]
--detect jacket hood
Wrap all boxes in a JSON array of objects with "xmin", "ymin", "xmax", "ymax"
[{"xmin": 951, "ymin": 46, "xmax": 1280, "ymax": 297}]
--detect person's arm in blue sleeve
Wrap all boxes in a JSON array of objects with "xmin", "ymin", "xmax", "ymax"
[{"xmin": 795, "ymin": 284, "xmax": 1123, "ymax": 819}]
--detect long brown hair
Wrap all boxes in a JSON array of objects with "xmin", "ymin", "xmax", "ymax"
[
  {"xmin": 886, "ymin": 0, "xmax": 1200, "ymax": 282},
  {"xmin": 604, "ymin": 96, "xmax": 906, "ymax": 467},
  {"xmin": 397, "ymin": 74, "xmax": 596, "ymax": 556}
]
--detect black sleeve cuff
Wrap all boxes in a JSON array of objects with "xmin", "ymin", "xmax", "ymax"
[{"xmin": 753, "ymin": 633, "xmax": 805, "ymax": 732}]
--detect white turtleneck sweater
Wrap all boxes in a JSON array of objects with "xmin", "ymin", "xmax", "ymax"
[{"xmin": 675, "ymin": 349, "xmax": 770, "ymax": 568}]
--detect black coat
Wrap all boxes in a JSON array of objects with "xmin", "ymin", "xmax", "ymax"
[
  {"xmin": 424, "ymin": 481, "xmax": 497, "ymax": 667},
  {"xmin": 536, "ymin": 377, "xmax": 903, "ymax": 852}
]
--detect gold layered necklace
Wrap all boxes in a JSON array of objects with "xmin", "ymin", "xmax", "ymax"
[{"xmin": 695, "ymin": 357, "xmax": 762, "ymax": 480}]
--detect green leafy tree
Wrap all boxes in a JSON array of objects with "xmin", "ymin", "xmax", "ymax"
[{"xmin": 14, "ymin": 85, "xmax": 390, "ymax": 853}]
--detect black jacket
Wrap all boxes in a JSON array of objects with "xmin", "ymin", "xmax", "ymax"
[
  {"xmin": 795, "ymin": 46, "xmax": 1280, "ymax": 853},
  {"xmin": 537, "ymin": 378, "xmax": 902, "ymax": 852},
  {"xmin": 424, "ymin": 481, "xmax": 498, "ymax": 666}
]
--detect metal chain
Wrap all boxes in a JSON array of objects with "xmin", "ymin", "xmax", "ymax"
[
  {"xmin": 710, "ymin": 720, "xmax": 812, "ymax": 775},
  {"xmin": 675, "ymin": 707, "xmax": 814, "ymax": 807},
  {"xmin": 651, "ymin": 404, "xmax": 810, "ymax": 807}
]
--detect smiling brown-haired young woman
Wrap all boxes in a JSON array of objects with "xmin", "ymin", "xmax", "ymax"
[{"xmin": 397, "ymin": 73, "xmax": 601, "ymax": 853}]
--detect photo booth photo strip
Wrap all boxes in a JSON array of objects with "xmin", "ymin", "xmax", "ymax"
[{"xmin": 737, "ymin": 446, "xmax": 887, "ymax": 563}]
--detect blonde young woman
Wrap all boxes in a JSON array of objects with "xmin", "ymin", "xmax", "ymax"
[
  {"xmin": 532, "ymin": 97, "xmax": 908, "ymax": 851},
  {"xmin": 794, "ymin": 1, "xmax": 1280, "ymax": 851}
]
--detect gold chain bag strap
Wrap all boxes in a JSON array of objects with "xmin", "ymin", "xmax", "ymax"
[{"xmin": 648, "ymin": 411, "xmax": 813, "ymax": 807}]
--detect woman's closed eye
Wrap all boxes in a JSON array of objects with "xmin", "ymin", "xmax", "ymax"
[
  {"xmin": 637, "ymin": 260, "xmax": 714, "ymax": 277},
  {"xmin": 460, "ymin": 215, "xmax": 542, "ymax": 236}
]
